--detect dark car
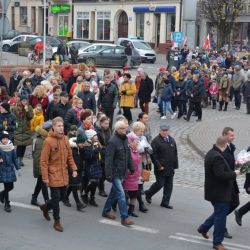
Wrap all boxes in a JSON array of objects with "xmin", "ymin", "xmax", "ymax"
[{"xmin": 78, "ymin": 45, "xmax": 141, "ymax": 68}]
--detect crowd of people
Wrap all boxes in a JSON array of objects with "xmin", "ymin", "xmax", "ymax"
[{"xmin": 0, "ymin": 48, "xmax": 249, "ymax": 250}]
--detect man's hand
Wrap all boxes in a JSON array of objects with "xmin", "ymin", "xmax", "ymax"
[
  {"xmin": 72, "ymin": 171, "xmax": 78, "ymax": 178},
  {"xmin": 43, "ymin": 179, "xmax": 49, "ymax": 185}
]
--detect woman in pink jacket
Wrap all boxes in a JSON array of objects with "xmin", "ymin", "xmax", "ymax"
[{"xmin": 123, "ymin": 131, "xmax": 141, "ymax": 217}]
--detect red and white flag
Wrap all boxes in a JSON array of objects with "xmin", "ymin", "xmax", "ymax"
[
  {"xmin": 202, "ymin": 34, "xmax": 211, "ymax": 51},
  {"xmin": 170, "ymin": 32, "xmax": 174, "ymax": 47}
]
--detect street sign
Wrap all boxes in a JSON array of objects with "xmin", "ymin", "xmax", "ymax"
[{"xmin": 173, "ymin": 32, "xmax": 183, "ymax": 44}]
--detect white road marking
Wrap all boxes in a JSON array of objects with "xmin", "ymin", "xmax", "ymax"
[
  {"xmin": 99, "ymin": 219, "xmax": 159, "ymax": 234},
  {"xmin": 11, "ymin": 201, "xmax": 40, "ymax": 211},
  {"xmin": 175, "ymin": 233, "xmax": 250, "ymax": 250}
]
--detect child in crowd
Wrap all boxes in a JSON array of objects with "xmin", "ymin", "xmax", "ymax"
[
  {"xmin": 30, "ymin": 104, "xmax": 44, "ymax": 132},
  {"xmin": 0, "ymin": 131, "xmax": 20, "ymax": 212},
  {"xmin": 209, "ymin": 80, "xmax": 219, "ymax": 109}
]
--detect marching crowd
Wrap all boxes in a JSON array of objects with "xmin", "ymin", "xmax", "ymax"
[{"xmin": 0, "ymin": 47, "xmax": 249, "ymax": 250}]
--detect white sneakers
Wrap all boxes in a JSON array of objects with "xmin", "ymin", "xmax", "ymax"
[
  {"xmin": 161, "ymin": 116, "xmax": 167, "ymax": 119},
  {"xmin": 171, "ymin": 112, "xmax": 177, "ymax": 119}
]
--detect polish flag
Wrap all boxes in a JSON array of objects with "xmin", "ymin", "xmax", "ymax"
[
  {"xmin": 182, "ymin": 36, "xmax": 187, "ymax": 47},
  {"xmin": 170, "ymin": 32, "xmax": 174, "ymax": 47},
  {"xmin": 202, "ymin": 34, "xmax": 211, "ymax": 51}
]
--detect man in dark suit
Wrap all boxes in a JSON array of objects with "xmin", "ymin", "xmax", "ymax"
[
  {"xmin": 221, "ymin": 127, "xmax": 240, "ymax": 238},
  {"xmin": 235, "ymin": 146, "xmax": 250, "ymax": 226},
  {"xmin": 197, "ymin": 136, "xmax": 240, "ymax": 250}
]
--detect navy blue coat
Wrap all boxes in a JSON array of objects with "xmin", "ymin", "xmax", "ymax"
[
  {"xmin": 0, "ymin": 112, "xmax": 16, "ymax": 140},
  {"xmin": 0, "ymin": 143, "xmax": 20, "ymax": 183},
  {"xmin": 161, "ymin": 83, "xmax": 173, "ymax": 102}
]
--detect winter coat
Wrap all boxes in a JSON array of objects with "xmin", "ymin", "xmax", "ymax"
[
  {"xmin": 78, "ymin": 91, "xmax": 96, "ymax": 115},
  {"xmin": 98, "ymin": 83, "xmax": 118, "ymax": 109},
  {"xmin": 219, "ymin": 77, "xmax": 230, "ymax": 90},
  {"xmin": 40, "ymin": 130, "xmax": 77, "ymax": 187},
  {"xmin": 155, "ymin": 78, "xmax": 165, "ymax": 97},
  {"xmin": 57, "ymin": 44, "xmax": 68, "ymax": 56},
  {"xmin": 52, "ymin": 102, "xmax": 72, "ymax": 120},
  {"xmin": 105, "ymin": 133, "xmax": 134, "ymax": 180},
  {"xmin": 231, "ymin": 73, "xmax": 244, "ymax": 91},
  {"xmin": 68, "ymin": 137, "xmax": 83, "ymax": 186},
  {"xmin": 60, "ymin": 66, "xmax": 73, "ymax": 83},
  {"xmin": 96, "ymin": 126, "xmax": 111, "ymax": 147},
  {"xmin": 204, "ymin": 145, "xmax": 236, "ymax": 203},
  {"xmin": 161, "ymin": 83, "xmax": 173, "ymax": 102},
  {"xmin": 189, "ymin": 79, "xmax": 203, "ymax": 102},
  {"xmin": 12, "ymin": 104, "xmax": 34, "ymax": 146},
  {"xmin": 32, "ymin": 127, "xmax": 48, "ymax": 178},
  {"xmin": 138, "ymin": 76, "xmax": 154, "ymax": 103},
  {"xmin": 9, "ymin": 75, "xmax": 22, "ymax": 97},
  {"xmin": 209, "ymin": 84, "xmax": 219, "ymax": 95},
  {"xmin": 19, "ymin": 85, "xmax": 32, "ymax": 97},
  {"xmin": 123, "ymin": 149, "xmax": 140, "ymax": 191},
  {"xmin": 45, "ymin": 101, "xmax": 58, "ymax": 121},
  {"xmin": 64, "ymin": 108, "xmax": 81, "ymax": 133},
  {"xmin": 31, "ymin": 76, "xmax": 45, "ymax": 89},
  {"xmin": 0, "ymin": 112, "xmax": 16, "ymax": 140},
  {"xmin": 243, "ymin": 81, "xmax": 250, "ymax": 97},
  {"xmin": 175, "ymin": 80, "xmax": 187, "ymax": 101},
  {"xmin": 119, "ymin": 82, "xmax": 136, "ymax": 108},
  {"xmin": 30, "ymin": 112, "xmax": 44, "ymax": 132},
  {"xmin": 29, "ymin": 95, "xmax": 49, "ymax": 114},
  {"xmin": 0, "ymin": 141, "xmax": 20, "ymax": 183},
  {"xmin": 67, "ymin": 75, "xmax": 78, "ymax": 94},
  {"xmin": 151, "ymin": 135, "xmax": 178, "ymax": 177}
]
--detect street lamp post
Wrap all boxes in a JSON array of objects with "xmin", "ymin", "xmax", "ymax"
[
  {"xmin": 0, "ymin": 0, "xmax": 5, "ymax": 72},
  {"xmin": 43, "ymin": 0, "xmax": 46, "ymax": 65}
]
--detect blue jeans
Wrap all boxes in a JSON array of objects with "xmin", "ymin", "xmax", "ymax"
[
  {"xmin": 199, "ymin": 202, "xmax": 230, "ymax": 246},
  {"xmin": 102, "ymin": 178, "xmax": 128, "ymax": 220},
  {"xmin": 157, "ymin": 96, "xmax": 163, "ymax": 116},
  {"xmin": 162, "ymin": 101, "xmax": 174, "ymax": 116}
]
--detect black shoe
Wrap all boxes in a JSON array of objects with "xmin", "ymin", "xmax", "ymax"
[
  {"xmin": 197, "ymin": 227, "xmax": 209, "ymax": 239},
  {"xmin": 20, "ymin": 161, "xmax": 24, "ymax": 167},
  {"xmin": 224, "ymin": 231, "xmax": 232, "ymax": 239},
  {"xmin": 139, "ymin": 203, "xmax": 148, "ymax": 213},
  {"xmin": 196, "ymin": 119, "xmax": 202, "ymax": 122},
  {"xmin": 63, "ymin": 199, "xmax": 71, "ymax": 207},
  {"xmin": 76, "ymin": 202, "xmax": 87, "ymax": 211},
  {"xmin": 145, "ymin": 191, "xmax": 152, "ymax": 204},
  {"xmin": 234, "ymin": 210, "xmax": 242, "ymax": 226},
  {"xmin": 89, "ymin": 197, "xmax": 98, "ymax": 207},
  {"xmin": 0, "ymin": 191, "xmax": 4, "ymax": 204},
  {"xmin": 4, "ymin": 202, "xmax": 11, "ymax": 213},
  {"xmin": 81, "ymin": 194, "xmax": 89, "ymax": 204},
  {"xmin": 128, "ymin": 204, "xmax": 139, "ymax": 217},
  {"xmin": 99, "ymin": 190, "xmax": 108, "ymax": 197},
  {"xmin": 183, "ymin": 117, "xmax": 189, "ymax": 122},
  {"xmin": 160, "ymin": 203, "xmax": 173, "ymax": 209},
  {"xmin": 31, "ymin": 195, "xmax": 40, "ymax": 206}
]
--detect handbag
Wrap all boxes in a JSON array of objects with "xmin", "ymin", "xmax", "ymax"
[{"xmin": 141, "ymin": 154, "xmax": 151, "ymax": 182}]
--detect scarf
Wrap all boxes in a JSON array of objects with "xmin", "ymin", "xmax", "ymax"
[
  {"xmin": 82, "ymin": 121, "xmax": 93, "ymax": 130},
  {"xmin": 0, "ymin": 141, "xmax": 15, "ymax": 152}
]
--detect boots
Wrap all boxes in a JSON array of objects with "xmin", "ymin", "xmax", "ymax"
[
  {"xmin": 128, "ymin": 204, "xmax": 139, "ymax": 217},
  {"xmin": 39, "ymin": 204, "xmax": 51, "ymax": 221},
  {"xmin": 53, "ymin": 220, "xmax": 64, "ymax": 232},
  {"xmin": 89, "ymin": 197, "xmax": 98, "ymax": 207},
  {"xmin": 137, "ymin": 190, "xmax": 148, "ymax": 213},
  {"xmin": 212, "ymin": 100, "xmax": 216, "ymax": 109},
  {"xmin": 121, "ymin": 218, "xmax": 134, "ymax": 226},
  {"xmin": 31, "ymin": 194, "xmax": 39, "ymax": 206},
  {"xmin": 4, "ymin": 201, "xmax": 11, "ymax": 213},
  {"xmin": 62, "ymin": 199, "xmax": 71, "ymax": 207},
  {"xmin": 76, "ymin": 201, "xmax": 87, "ymax": 211},
  {"xmin": 81, "ymin": 194, "xmax": 88, "ymax": 204},
  {"xmin": 18, "ymin": 157, "xmax": 24, "ymax": 167},
  {"xmin": 0, "ymin": 191, "xmax": 4, "ymax": 203},
  {"xmin": 219, "ymin": 101, "xmax": 224, "ymax": 111},
  {"xmin": 139, "ymin": 203, "xmax": 148, "ymax": 213},
  {"xmin": 223, "ymin": 102, "xmax": 228, "ymax": 111}
]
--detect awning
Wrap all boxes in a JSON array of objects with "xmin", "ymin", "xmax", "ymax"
[{"xmin": 133, "ymin": 6, "xmax": 176, "ymax": 13}]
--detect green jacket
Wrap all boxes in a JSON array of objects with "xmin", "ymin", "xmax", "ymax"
[{"xmin": 13, "ymin": 104, "xmax": 34, "ymax": 146}]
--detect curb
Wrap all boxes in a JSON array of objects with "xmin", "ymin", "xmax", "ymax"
[{"xmin": 187, "ymin": 133, "xmax": 206, "ymax": 159}]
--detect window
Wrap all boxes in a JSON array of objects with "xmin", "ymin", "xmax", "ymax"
[
  {"xmin": 76, "ymin": 12, "xmax": 89, "ymax": 39},
  {"xmin": 166, "ymin": 14, "xmax": 176, "ymax": 40},
  {"xmin": 20, "ymin": 7, "xmax": 27, "ymax": 25},
  {"xmin": 101, "ymin": 48, "xmax": 113, "ymax": 54},
  {"xmin": 136, "ymin": 13, "xmax": 144, "ymax": 39},
  {"xmin": 58, "ymin": 15, "xmax": 68, "ymax": 36},
  {"xmin": 115, "ymin": 48, "xmax": 124, "ymax": 54},
  {"xmin": 97, "ymin": 11, "xmax": 111, "ymax": 40}
]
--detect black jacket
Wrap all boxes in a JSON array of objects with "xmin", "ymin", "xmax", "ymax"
[
  {"xmin": 105, "ymin": 133, "xmax": 134, "ymax": 179},
  {"xmin": 64, "ymin": 108, "xmax": 81, "ymax": 133},
  {"xmin": 243, "ymin": 81, "xmax": 250, "ymax": 97},
  {"xmin": 52, "ymin": 102, "xmax": 72, "ymax": 120},
  {"xmin": 98, "ymin": 83, "xmax": 118, "ymax": 109},
  {"xmin": 31, "ymin": 75, "xmax": 44, "ymax": 89},
  {"xmin": 78, "ymin": 91, "xmax": 96, "ymax": 115},
  {"xmin": 204, "ymin": 145, "xmax": 236, "ymax": 203},
  {"xmin": 9, "ymin": 75, "xmax": 22, "ymax": 97},
  {"xmin": 175, "ymin": 80, "xmax": 187, "ymax": 101},
  {"xmin": 138, "ymin": 76, "xmax": 154, "ymax": 103},
  {"xmin": 151, "ymin": 135, "xmax": 178, "ymax": 177},
  {"xmin": 96, "ymin": 126, "xmax": 111, "ymax": 147},
  {"xmin": 0, "ymin": 112, "xmax": 16, "ymax": 140}
]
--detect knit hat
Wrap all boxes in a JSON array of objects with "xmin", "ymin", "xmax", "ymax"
[
  {"xmin": 0, "ymin": 131, "xmax": 10, "ymax": 140},
  {"xmin": 76, "ymin": 130, "xmax": 87, "ymax": 144},
  {"xmin": 20, "ymin": 95, "xmax": 28, "ymax": 101},
  {"xmin": 85, "ymin": 129, "xmax": 97, "ymax": 140},
  {"xmin": 69, "ymin": 125, "xmax": 78, "ymax": 132},
  {"xmin": 42, "ymin": 120, "xmax": 52, "ymax": 131},
  {"xmin": 0, "ymin": 102, "xmax": 10, "ymax": 113},
  {"xmin": 159, "ymin": 67, "xmax": 166, "ymax": 71}
]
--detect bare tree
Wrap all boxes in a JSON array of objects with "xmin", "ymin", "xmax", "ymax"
[{"xmin": 199, "ymin": 0, "xmax": 246, "ymax": 48}]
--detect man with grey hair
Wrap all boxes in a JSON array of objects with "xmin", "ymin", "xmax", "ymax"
[
  {"xmin": 138, "ymin": 72, "xmax": 154, "ymax": 114},
  {"xmin": 102, "ymin": 120, "xmax": 134, "ymax": 226}
]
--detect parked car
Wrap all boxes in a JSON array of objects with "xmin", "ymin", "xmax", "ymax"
[
  {"xmin": 117, "ymin": 38, "xmax": 156, "ymax": 63},
  {"xmin": 1, "ymin": 35, "xmax": 38, "ymax": 52},
  {"xmin": 78, "ymin": 43, "xmax": 114, "ymax": 55},
  {"xmin": 78, "ymin": 45, "xmax": 141, "ymax": 67},
  {"xmin": 67, "ymin": 40, "xmax": 90, "ymax": 59},
  {"xmin": 2, "ymin": 30, "xmax": 29, "ymax": 40}
]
